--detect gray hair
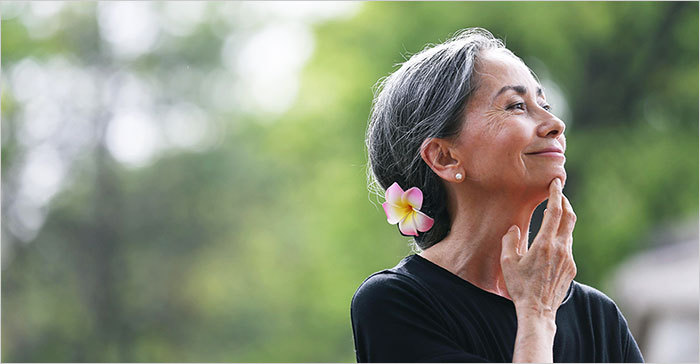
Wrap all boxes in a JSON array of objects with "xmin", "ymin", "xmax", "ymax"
[{"xmin": 366, "ymin": 28, "xmax": 511, "ymax": 250}]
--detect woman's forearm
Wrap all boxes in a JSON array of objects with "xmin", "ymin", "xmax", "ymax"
[{"xmin": 512, "ymin": 306, "xmax": 557, "ymax": 363}]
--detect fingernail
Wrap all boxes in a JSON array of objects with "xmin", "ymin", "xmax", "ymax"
[{"xmin": 508, "ymin": 225, "xmax": 517, "ymax": 233}]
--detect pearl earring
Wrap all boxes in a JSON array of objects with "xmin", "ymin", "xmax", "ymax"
[{"xmin": 455, "ymin": 173, "xmax": 463, "ymax": 181}]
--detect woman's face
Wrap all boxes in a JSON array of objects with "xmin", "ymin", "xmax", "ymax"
[{"xmin": 455, "ymin": 48, "xmax": 567, "ymax": 198}]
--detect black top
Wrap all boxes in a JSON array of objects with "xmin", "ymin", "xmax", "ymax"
[{"xmin": 351, "ymin": 254, "xmax": 644, "ymax": 363}]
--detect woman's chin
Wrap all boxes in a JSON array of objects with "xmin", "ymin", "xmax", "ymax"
[
  {"xmin": 554, "ymin": 170, "xmax": 567, "ymax": 186},
  {"xmin": 541, "ymin": 166, "xmax": 567, "ymax": 186},
  {"xmin": 526, "ymin": 166, "xmax": 567, "ymax": 188},
  {"xmin": 529, "ymin": 171, "xmax": 567, "ymax": 202}
]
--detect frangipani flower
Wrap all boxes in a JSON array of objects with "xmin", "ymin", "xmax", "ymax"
[{"xmin": 382, "ymin": 182, "xmax": 435, "ymax": 236}]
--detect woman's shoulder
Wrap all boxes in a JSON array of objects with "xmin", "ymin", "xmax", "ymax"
[
  {"xmin": 350, "ymin": 256, "xmax": 454, "ymax": 341},
  {"xmin": 352, "ymin": 257, "xmax": 427, "ymax": 303},
  {"xmin": 565, "ymin": 282, "xmax": 643, "ymax": 362},
  {"xmin": 351, "ymin": 255, "xmax": 440, "ymax": 313},
  {"xmin": 570, "ymin": 280, "xmax": 618, "ymax": 306},
  {"xmin": 567, "ymin": 280, "xmax": 627, "ymax": 321}
]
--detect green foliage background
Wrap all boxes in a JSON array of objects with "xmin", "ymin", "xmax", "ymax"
[{"xmin": 2, "ymin": 2, "xmax": 698, "ymax": 362}]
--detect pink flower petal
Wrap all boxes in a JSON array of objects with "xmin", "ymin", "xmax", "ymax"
[
  {"xmin": 402, "ymin": 187, "xmax": 423, "ymax": 210},
  {"xmin": 383, "ymin": 202, "xmax": 407, "ymax": 225},
  {"xmin": 413, "ymin": 209, "xmax": 434, "ymax": 232},
  {"xmin": 385, "ymin": 182, "xmax": 404, "ymax": 205},
  {"xmin": 398, "ymin": 212, "xmax": 419, "ymax": 236}
]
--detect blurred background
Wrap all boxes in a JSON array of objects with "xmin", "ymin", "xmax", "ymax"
[{"xmin": 1, "ymin": 1, "xmax": 698, "ymax": 362}]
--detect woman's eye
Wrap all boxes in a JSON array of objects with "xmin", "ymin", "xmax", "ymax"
[
  {"xmin": 541, "ymin": 104, "xmax": 553, "ymax": 111},
  {"xmin": 507, "ymin": 102, "xmax": 526, "ymax": 111}
]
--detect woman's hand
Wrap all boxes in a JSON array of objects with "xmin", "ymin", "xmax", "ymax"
[{"xmin": 500, "ymin": 178, "xmax": 577, "ymax": 362}]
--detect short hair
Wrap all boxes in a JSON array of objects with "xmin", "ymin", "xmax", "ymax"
[{"xmin": 366, "ymin": 28, "xmax": 512, "ymax": 250}]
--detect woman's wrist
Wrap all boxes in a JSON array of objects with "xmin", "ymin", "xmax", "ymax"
[
  {"xmin": 515, "ymin": 312, "xmax": 557, "ymax": 338},
  {"xmin": 512, "ymin": 311, "xmax": 557, "ymax": 363},
  {"xmin": 514, "ymin": 301, "xmax": 557, "ymax": 326}
]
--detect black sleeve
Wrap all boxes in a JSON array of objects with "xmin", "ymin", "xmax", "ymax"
[
  {"xmin": 617, "ymin": 306, "xmax": 644, "ymax": 363},
  {"xmin": 350, "ymin": 273, "xmax": 490, "ymax": 363}
]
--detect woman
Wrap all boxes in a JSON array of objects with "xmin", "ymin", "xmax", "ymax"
[{"xmin": 351, "ymin": 28, "xmax": 644, "ymax": 363}]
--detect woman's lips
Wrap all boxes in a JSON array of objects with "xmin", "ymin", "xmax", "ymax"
[{"xmin": 528, "ymin": 151, "xmax": 565, "ymax": 157}]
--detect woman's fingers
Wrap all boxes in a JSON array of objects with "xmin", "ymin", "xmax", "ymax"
[
  {"xmin": 500, "ymin": 225, "xmax": 522, "ymax": 264},
  {"xmin": 535, "ymin": 178, "xmax": 563, "ymax": 243},
  {"xmin": 558, "ymin": 195, "xmax": 576, "ymax": 251},
  {"xmin": 517, "ymin": 230, "xmax": 529, "ymax": 255}
]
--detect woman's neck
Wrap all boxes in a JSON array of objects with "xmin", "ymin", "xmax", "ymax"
[{"xmin": 420, "ymin": 185, "xmax": 540, "ymax": 299}]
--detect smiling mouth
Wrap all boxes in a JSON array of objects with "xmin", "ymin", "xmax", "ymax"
[{"xmin": 525, "ymin": 151, "xmax": 565, "ymax": 159}]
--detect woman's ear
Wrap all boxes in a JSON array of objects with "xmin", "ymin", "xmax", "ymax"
[{"xmin": 420, "ymin": 138, "xmax": 463, "ymax": 183}]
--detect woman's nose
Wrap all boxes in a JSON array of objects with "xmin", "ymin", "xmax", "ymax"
[{"xmin": 536, "ymin": 111, "xmax": 566, "ymax": 138}]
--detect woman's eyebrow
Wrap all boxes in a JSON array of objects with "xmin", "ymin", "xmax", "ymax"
[{"xmin": 492, "ymin": 85, "xmax": 544, "ymax": 102}]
